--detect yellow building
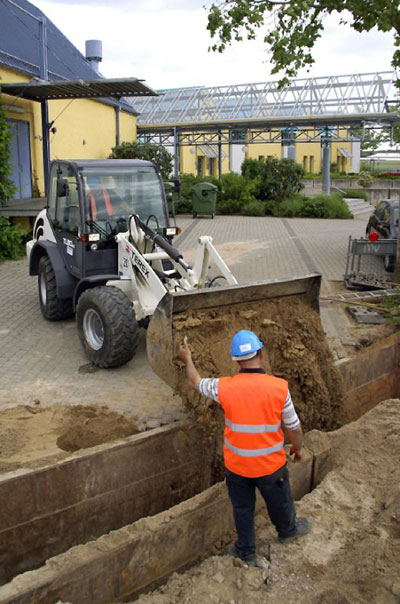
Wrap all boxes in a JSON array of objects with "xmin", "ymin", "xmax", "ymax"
[
  {"xmin": 0, "ymin": 0, "xmax": 140, "ymax": 205},
  {"xmin": 177, "ymin": 133, "xmax": 354, "ymax": 177}
]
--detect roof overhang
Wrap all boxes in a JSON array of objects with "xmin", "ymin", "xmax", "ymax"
[{"xmin": 1, "ymin": 78, "xmax": 158, "ymax": 101}]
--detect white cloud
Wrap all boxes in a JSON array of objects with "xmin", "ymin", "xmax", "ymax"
[{"xmin": 30, "ymin": 0, "xmax": 396, "ymax": 89}]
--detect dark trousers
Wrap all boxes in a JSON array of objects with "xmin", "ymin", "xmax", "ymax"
[{"xmin": 225, "ymin": 464, "xmax": 296, "ymax": 557}]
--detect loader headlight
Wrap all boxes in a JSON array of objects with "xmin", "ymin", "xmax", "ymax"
[
  {"xmin": 165, "ymin": 227, "xmax": 181, "ymax": 237},
  {"xmin": 90, "ymin": 243, "xmax": 99, "ymax": 251}
]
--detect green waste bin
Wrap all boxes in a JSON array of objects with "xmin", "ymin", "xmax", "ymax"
[
  {"xmin": 191, "ymin": 182, "xmax": 217, "ymax": 219},
  {"xmin": 163, "ymin": 181, "xmax": 175, "ymax": 216}
]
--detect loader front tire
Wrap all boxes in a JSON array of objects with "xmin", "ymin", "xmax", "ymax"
[
  {"xmin": 76, "ymin": 286, "xmax": 138, "ymax": 368},
  {"xmin": 38, "ymin": 256, "xmax": 73, "ymax": 321}
]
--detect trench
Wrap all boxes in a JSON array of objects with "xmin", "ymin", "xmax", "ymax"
[{"xmin": 0, "ymin": 332, "xmax": 399, "ymax": 604}]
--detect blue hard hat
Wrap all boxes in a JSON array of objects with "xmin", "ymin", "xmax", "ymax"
[{"xmin": 231, "ymin": 330, "xmax": 263, "ymax": 361}]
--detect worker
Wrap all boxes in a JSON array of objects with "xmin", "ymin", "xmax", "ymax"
[{"xmin": 178, "ymin": 330, "xmax": 311, "ymax": 566}]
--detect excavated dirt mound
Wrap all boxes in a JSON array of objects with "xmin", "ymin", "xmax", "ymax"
[
  {"xmin": 172, "ymin": 296, "xmax": 345, "ymax": 441},
  {"xmin": 134, "ymin": 399, "xmax": 400, "ymax": 604},
  {"xmin": 0, "ymin": 404, "xmax": 138, "ymax": 473}
]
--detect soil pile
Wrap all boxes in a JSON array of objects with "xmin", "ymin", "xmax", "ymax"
[
  {"xmin": 0, "ymin": 404, "xmax": 138, "ymax": 473},
  {"xmin": 135, "ymin": 398, "xmax": 400, "ymax": 604},
  {"xmin": 172, "ymin": 296, "xmax": 345, "ymax": 437}
]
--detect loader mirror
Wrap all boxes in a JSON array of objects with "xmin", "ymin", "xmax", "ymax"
[
  {"xmin": 173, "ymin": 179, "xmax": 181, "ymax": 193},
  {"xmin": 57, "ymin": 179, "xmax": 69, "ymax": 198}
]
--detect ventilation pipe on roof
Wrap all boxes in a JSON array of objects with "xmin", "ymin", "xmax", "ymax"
[{"xmin": 85, "ymin": 40, "xmax": 102, "ymax": 74}]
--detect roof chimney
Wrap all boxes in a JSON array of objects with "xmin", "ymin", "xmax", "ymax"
[{"xmin": 85, "ymin": 40, "xmax": 102, "ymax": 74}]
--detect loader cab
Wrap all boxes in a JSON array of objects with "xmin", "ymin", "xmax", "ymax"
[
  {"xmin": 81, "ymin": 161, "xmax": 169, "ymax": 240},
  {"xmin": 47, "ymin": 159, "xmax": 171, "ymax": 279}
]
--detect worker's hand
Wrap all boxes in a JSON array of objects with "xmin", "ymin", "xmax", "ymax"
[
  {"xmin": 177, "ymin": 337, "xmax": 192, "ymax": 363},
  {"xmin": 289, "ymin": 445, "xmax": 303, "ymax": 462}
]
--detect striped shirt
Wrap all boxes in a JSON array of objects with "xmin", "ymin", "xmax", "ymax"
[{"xmin": 198, "ymin": 376, "xmax": 300, "ymax": 431}]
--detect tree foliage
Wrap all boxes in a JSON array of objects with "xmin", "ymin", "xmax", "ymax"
[
  {"xmin": 241, "ymin": 156, "xmax": 304, "ymax": 201},
  {"xmin": 0, "ymin": 216, "xmax": 25, "ymax": 261},
  {"xmin": 207, "ymin": 0, "xmax": 400, "ymax": 88},
  {"xmin": 0, "ymin": 90, "xmax": 17, "ymax": 207},
  {"xmin": 109, "ymin": 142, "xmax": 173, "ymax": 180}
]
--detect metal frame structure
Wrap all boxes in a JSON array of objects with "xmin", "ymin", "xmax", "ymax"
[
  {"xmin": 134, "ymin": 72, "xmax": 396, "ymax": 125},
  {"xmin": 134, "ymin": 72, "xmax": 399, "ymax": 190}
]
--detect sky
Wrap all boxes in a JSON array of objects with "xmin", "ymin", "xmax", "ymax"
[{"xmin": 29, "ymin": 0, "xmax": 397, "ymax": 91}]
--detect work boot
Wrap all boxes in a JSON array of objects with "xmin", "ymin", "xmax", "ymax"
[
  {"xmin": 227, "ymin": 543, "xmax": 257, "ymax": 566},
  {"xmin": 278, "ymin": 517, "xmax": 311, "ymax": 545}
]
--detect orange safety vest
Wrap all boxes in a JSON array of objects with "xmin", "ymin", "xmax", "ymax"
[
  {"xmin": 88, "ymin": 189, "xmax": 115, "ymax": 221},
  {"xmin": 218, "ymin": 372, "xmax": 288, "ymax": 478}
]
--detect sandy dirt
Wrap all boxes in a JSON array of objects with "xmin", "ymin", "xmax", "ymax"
[
  {"xmin": 0, "ymin": 404, "xmax": 138, "ymax": 473},
  {"xmin": 172, "ymin": 296, "xmax": 345, "ymax": 439},
  {"xmin": 134, "ymin": 398, "xmax": 400, "ymax": 604}
]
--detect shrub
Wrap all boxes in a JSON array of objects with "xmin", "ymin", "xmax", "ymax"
[
  {"xmin": 297, "ymin": 194, "xmax": 354, "ymax": 219},
  {"xmin": 357, "ymin": 170, "xmax": 374, "ymax": 188},
  {"xmin": 242, "ymin": 200, "xmax": 265, "ymax": 216},
  {"xmin": 381, "ymin": 287, "xmax": 400, "ymax": 326},
  {"xmin": 109, "ymin": 142, "xmax": 173, "ymax": 179},
  {"xmin": 0, "ymin": 92, "xmax": 17, "ymax": 206},
  {"xmin": 340, "ymin": 189, "xmax": 368, "ymax": 200},
  {"xmin": 242, "ymin": 157, "xmax": 304, "ymax": 202},
  {"xmin": 216, "ymin": 172, "xmax": 256, "ymax": 214},
  {"xmin": 275, "ymin": 195, "xmax": 307, "ymax": 217},
  {"xmin": 0, "ymin": 217, "xmax": 26, "ymax": 261}
]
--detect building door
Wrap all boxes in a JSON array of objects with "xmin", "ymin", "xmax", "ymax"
[{"xmin": 7, "ymin": 119, "xmax": 32, "ymax": 199}]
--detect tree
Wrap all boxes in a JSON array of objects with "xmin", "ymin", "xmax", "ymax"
[
  {"xmin": 207, "ymin": 0, "xmax": 400, "ymax": 88},
  {"xmin": 242, "ymin": 156, "xmax": 304, "ymax": 201},
  {"xmin": 0, "ymin": 90, "xmax": 17, "ymax": 207},
  {"xmin": 109, "ymin": 142, "xmax": 173, "ymax": 180}
]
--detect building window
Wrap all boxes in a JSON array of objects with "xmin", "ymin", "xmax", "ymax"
[
  {"xmin": 310, "ymin": 156, "xmax": 315, "ymax": 173},
  {"xmin": 208, "ymin": 158, "xmax": 216, "ymax": 176},
  {"xmin": 197, "ymin": 156, "xmax": 204, "ymax": 176},
  {"xmin": 258, "ymin": 155, "xmax": 265, "ymax": 161},
  {"xmin": 303, "ymin": 156, "xmax": 309, "ymax": 172}
]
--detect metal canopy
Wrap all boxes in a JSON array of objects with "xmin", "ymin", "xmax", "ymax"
[
  {"xmin": 1, "ymin": 77, "xmax": 158, "ymax": 101},
  {"xmin": 134, "ymin": 72, "xmax": 396, "ymax": 125}
]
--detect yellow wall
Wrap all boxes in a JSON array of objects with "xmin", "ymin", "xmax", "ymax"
[
  {"xmin": 1, "ymin": 66, "xmax": 136, "ymax": 195},
  {"xmin": 180, "ymin": 142, "xmax": 230, "ymax": 176},
  {"xmin": 120, "ymin": 110, "xmax": 136, "ymax": 143},
  {"xmin": 246, "ymin": 142, "xmax": 281, "ymax": 161}
]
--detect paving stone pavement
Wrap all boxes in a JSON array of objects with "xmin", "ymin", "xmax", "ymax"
[{"xmin": 0, "ymin": 212, "xmax": 383, "ymax": 423}]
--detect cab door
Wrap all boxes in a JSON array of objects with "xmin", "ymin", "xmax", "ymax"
[{"xmin": 49, "ymin": 162, "xmax": 84, "ymax": 278}]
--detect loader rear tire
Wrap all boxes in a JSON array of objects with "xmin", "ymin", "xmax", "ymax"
[
  {"xmin": 76, "ymin": 286, "xmax": 138, "ymax": 368},
  {"xmin": 38, "ymin": 256, "xmax": 73, "ymax": 321}
]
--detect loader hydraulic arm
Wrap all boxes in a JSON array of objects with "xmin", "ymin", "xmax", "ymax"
[{"xmin": 135, "ymin": 217, "xmax": 191, "ymax": 272}]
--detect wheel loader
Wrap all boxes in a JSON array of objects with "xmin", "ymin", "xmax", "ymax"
[{"xmin": 27, "ymin": 159, "xmax": 321, "ymax": 376}]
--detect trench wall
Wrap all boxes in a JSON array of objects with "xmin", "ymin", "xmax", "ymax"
[
  {"xmin": 335, "ymin": 332, "xmax": 400, "ymax": 423},
  {"xmin": 0, "ymin": 422, "xmax": 215, "ymax": 585},
  {"xmin": 0, "ymin": 450, "xmax": 315, "ymax": 604}
]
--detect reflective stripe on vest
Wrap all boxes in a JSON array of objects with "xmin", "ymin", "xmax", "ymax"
[
  {"xmin": 102, "ymin": 189, "xmax": 115, "ymax": 217},
  {"xmin": 88, "ymin": 190, "xmax": 115, "ymax": 220},
  {"xmin": 88, "ymin": 192, "xmax": 97, "ymax": 221},
  {"xmin": 225, "ymin": 418, "xmax": 282, "ymax": 433},
  {"xmin": 224, "ymin": 437, "xmax": 284, "ymax": 458}
]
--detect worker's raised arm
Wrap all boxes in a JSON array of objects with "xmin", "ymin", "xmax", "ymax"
[{"xmin": 177, "ymin": 337, "xmax": 201, "ymax": 390}]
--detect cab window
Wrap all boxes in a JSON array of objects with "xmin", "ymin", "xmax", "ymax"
[{"xmin": 53, "ymin": 165, "xmax": 80, "ymax": 236}]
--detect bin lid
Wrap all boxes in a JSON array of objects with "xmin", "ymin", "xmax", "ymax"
[{"xmin": 191, "ymin": 182, "xmax": 218, "ymax": 192}]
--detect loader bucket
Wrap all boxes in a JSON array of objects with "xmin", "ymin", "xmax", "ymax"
[{"xmin": 147, "ymin": 273, "xmax": 321, "ymax": 389}]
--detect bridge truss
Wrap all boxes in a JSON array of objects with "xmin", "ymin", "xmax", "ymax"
[{"xmin": 134, "ymin": 72, "xmax": 396, "ymax": 126}]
